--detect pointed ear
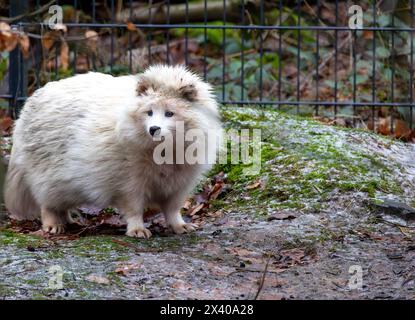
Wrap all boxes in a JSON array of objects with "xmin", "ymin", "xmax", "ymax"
[
  {"xmin": 179, "ymin": 84, "xmax": 197, "ymax": 102},
  {"xmin": 136, "ymin": 76, "xmax": 151, "ymax": 95}
]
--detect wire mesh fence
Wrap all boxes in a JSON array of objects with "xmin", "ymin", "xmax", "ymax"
[{"xmin": 1, "ymin": 0, "xmax": 414, "ymax": 138}]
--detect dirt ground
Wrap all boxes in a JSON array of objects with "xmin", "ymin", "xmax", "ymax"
[{"xmin": 1, "ymin": 106, "xmax": 415, "ymax": 300}]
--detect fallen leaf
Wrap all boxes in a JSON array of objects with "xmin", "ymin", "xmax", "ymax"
[
  {"xmin": 267, "ymin": 211, "xmax": 298, "ymax": 221},
  {"xmin": 85, "ymin": 30, "xmax": 98, "ymax": 52},
  {"xmin": 212, "ymin": 171, "xmax": 226, "ymax": 183},
  {"xmin": 229, "ymin": 247, "xmax": 254, "ymax": 257},
  {"xmin": 227, "ymin": 247, "xmax": 264, "ymax": 265},
  {"xmin": 126, "ymin": 22, "xmax": 137, "ymax": 31},
  {"xmin": 362, "ymin": 30, "xmax": 374, "ymax": 40},
  {"xmin": 276, "ymin": 248, "xmax": 310, "ymax": 268},
  {"xmin": 0, "ymin": 116, "xmax": 13, "ymax": 132},
  {"xmin": 60, "ymin": 41, "xmax": 69, "ymax": 71},
  {"xmin": 332, "ymin": 279, "xmax": 347, "ymax": 289},
  {"xmin": 187, "ymin": 203, "xmax": 205, "ymax": 216},
  {"xmin": 115, "ymin": 263, "xmax": 140, "ymax": 276},
  {"xmin": 208, "ymin": 182, "xmax": 224, "ymax": 200},
  {"xmin": 75, "ymin": 55, "xmax": 89, "ymax": 73},
  {"xmin": 41, "ymin": 31, "xmax": 57, "ymax": 50},
  {"xmin": 18, "ymin": 34, "xmax": 30, "ymax": 58},
  {"xmin": 246, "ymin": 181, "xmax": 261, "ymax": 190},
  {"xmin": 85, "ymin": 275, "xmax": 110, "ymax": 285},
  {"xmin": 378, "ymin": 117, "xmax": 413, "ymax": 140},
  {"xmin": 398, "ymin": 226, "xmax": 415, "ymax": 238},
  {"xmin": 85, "ymin": 30, "xmax": 98, "ymax": 40},
  {"xmin": 193, "ymin": 186, "xmax": 210, "ymax": 204},
  {"xmin": 171, "ymin": 280, "xmax": 192, "ymax": 291},
  {"xmin": 0, "ymin": 22, "xmax": 18, "ymax": 52},
  {"xmin": 264, "ymin": 276, "xmax": 287, "ymax": 288}
]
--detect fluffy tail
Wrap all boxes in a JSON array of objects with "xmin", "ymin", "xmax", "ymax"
[{"xmin": 4, "ymin": 162, "xmax": 40, "ymax": 220}]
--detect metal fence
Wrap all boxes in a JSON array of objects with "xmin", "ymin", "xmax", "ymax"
[{"xmin": 1, "ymin": 0, "xmax": 414, "ymax": 134}]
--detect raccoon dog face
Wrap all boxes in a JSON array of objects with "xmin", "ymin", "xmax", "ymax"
[
  {"xmin": 138, "ymin": 97, "xmax": 189, "ymax": 139},
  {"xmin": 128, "ymin": 65, "xmax": 217, "ymax": 144}
]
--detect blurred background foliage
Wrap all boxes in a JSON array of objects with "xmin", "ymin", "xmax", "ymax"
[{"xmin": 0, "ymin": 0, "xmax": 414, "ymax": 140}]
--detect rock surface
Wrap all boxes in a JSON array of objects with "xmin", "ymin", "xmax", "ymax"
[{"xmin": 1, "ymin": 106, "xmax": 415, "ymax": 300}]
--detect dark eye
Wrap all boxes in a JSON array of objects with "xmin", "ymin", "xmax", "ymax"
[
  {"xmin": 147, "ymin": 110, "xmax": 153, "ymax": 116},
  {"xmin": 165, "ymin": 111, "xmax": 174, "ymax": 117}
]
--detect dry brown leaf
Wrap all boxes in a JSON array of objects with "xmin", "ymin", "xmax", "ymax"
[
  {"xmin": 0, "ymin": 22, "xmax": 11, "ymax": 33},
  {"xmin": 85, "ymin": 30, "xmax": 98, "ymax": 52},
  {"xmin": 41, "ymin": 31, "xmax": 56, "ymax": 50},
  {"xmin": 75, "ymin": 55, "xmax": 89, "ymax": 73},
  {"xmin": 115, "ymin": 263, "xmax": 140, "ymax": 276},
  {"xmin": 208, "ymin": 182, "xmax": 224, "ymax": 200},
  {"xmin": 0, "ymin": 22, "xmax": 18, "ymax": 52},
  {"xmin": 229, "ymin": 247, "xmax": 254, "ymax": 257},
  {"xmin": 227, "ymin": 247, "xmax": 264, "ymax": 265},
  {"xmin": 206, "ymin": 210, "xmax": 223, "ymax": 218},
  {"xmin": 278, "ymin": 248, "xmax": 306, "ymax": 266},
  {"xmin": 267, "ymin": 211, "xmax": 298, "ymax": 221},
  {"xmin": 378, "ymin": 117, "xmax": 412, "ymax": 140},
  {"xmin": 85, "ymin": 30, "xmax": 98, "ymax": 39},
  {"xmin": 264, "ymin": 277, "xmax": 287, "ymax": 288},
  {"xmin": 85, "ymin": 275, "xmax": 110, "ymax": 285},
  {"xmin": 363, "ymin": 30, "xmax": 374, "ymax": 40},
  {"xmin": 18, "ymin": 34, "xmax": 30, "ymax": 58},
  {"xmin": 126, "ymin": 22, "xmax": 137, "ymax": 31},
  {"xmin": 187, "ymin": 203, "xmax": 205, "ymax": 216},
  {"xmin": 398, "ymin": 226, "xmax": 415, "ymax": 238},
  {"xmin": 60, "ymin": 41, "xmax": 69, "ymax": 71},
  {"xmin": 0, "ymin": 116, "xmax": 13, "ymax": 132},
  {"xmin": 246, "ymin": 180, "xmax": 261, "ymax": 190},
  {"xmin": 171, "ymin": 280, "xmax": 192, "ymax": 291}
]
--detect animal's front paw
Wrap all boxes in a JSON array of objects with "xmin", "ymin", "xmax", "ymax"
[
  {"xmin": 126, "ymin": 226, "xmax": 152, "ymax": 239},
  {"xmin": 171, "ymin": 222, "xmax": 198, "ymax": 235},
  {"xmin": 42, "ymin": 223, "xmax": 65, "ymax": 235}
]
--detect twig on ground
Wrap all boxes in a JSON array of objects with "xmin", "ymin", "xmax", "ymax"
[
  {"xmin": 227, "ymin": 267, "xmax": 285, "ymax": 277},
  {"xmin": 254, "ymin": 255, "xmax": 272, "ymax": 300}
]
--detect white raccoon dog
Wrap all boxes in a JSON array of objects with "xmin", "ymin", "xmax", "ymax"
[{"xmin": 4, "ymin": 65, "xmax": 222, "ymax": 238}]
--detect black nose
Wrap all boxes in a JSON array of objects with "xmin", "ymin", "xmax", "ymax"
[{"xmin": 149, "ymin": 126, "xmax": 161, "ymax": 136}]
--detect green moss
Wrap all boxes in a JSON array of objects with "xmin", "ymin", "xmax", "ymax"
[
  {"xmin": 0, "ymin": 283, "xmax": 15, "ymax": 296},
  {"xmin": 69, "ymin": 236, "xmax": 130, "ymax": 261},
  {"xmin": 44, "ymin": 250, "xmax": 66, "ymax": 260},
  {"xmin": 106, "ymin": 271, "xmax": 126, "ymax": 288},
  {"xmin": 210, "ymin": 106, "xmax": 406, "ymax": 214},
  {"xmin": 0, "ymin": 229, "xmax": 45, "ymax": 248}
]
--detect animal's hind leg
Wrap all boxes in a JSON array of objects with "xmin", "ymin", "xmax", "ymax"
[{"xmin": 41, "ymin": 207, "xmax": 70, "ymax": 234}]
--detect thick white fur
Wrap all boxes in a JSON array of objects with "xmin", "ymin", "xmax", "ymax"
[{"xmin": 4, "ymin": 65, "xmax": 222, "ymax": 237}]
